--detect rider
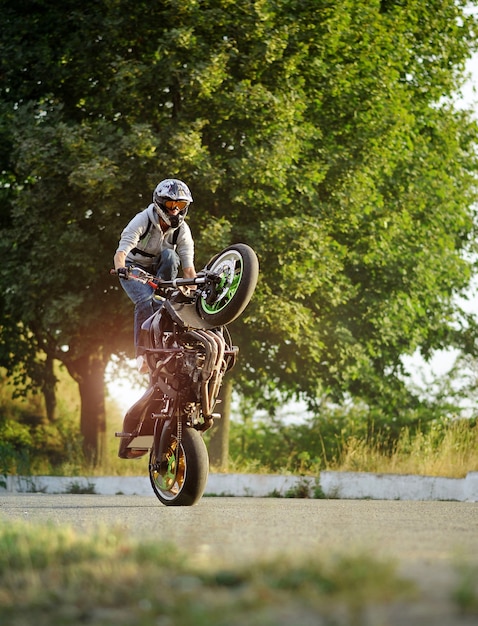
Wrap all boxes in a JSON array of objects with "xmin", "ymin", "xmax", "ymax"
[{"xmin": 114, "ymin": 178, "xmax": 196, "ymax": 370}]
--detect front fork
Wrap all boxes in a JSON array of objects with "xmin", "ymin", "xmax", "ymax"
[{"xmin": 151, "ymin": 408, "xmax": 182, "ymax": 488}]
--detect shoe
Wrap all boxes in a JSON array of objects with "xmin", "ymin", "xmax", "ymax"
[{"xmin": 136, "ymin": 355, "xmax": 149, "ymax": 374}]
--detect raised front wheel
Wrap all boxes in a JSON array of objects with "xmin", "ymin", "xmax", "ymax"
[{"xmin": 198, "ymin": 243, "xmax": 259, "ymax": 326}]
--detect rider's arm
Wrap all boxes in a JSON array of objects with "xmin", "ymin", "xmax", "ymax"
[
  {"xmin": 183, "ymin": 266, "xmax": 196, "ymax": 279},
  {"xmin": 114, "ymin": 250, "xmax": 127, "ymax": 271},
  {"xmin": 176, "ymin": 223, "xmax": 195, "ymax": 278},
  {"xmin": 114, "ymin": 208, "xmax": 151, "ymax": 269}
]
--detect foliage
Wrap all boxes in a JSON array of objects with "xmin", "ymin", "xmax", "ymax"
[
  {"xmin": 229, "ymin": 408, "xmax": 478, "ymax": 477},
  {"xmin": 0, "ymin": 412, "xmax": 84, "ymax": 476},
  {"xmin": 1, "ymin": 0, "xmax": 478, "ymax": 464},
  {"xmin": 337, "ymin": 418, "xmax": 478, "ymax": 476},
  {"xmin": 0, "ymin": 521, "xmax": 414, "ymax": 625},
  {"xmin": 2, "ymin": 368, "xmax": 477, "ymax": 478},
  {"xmin": 65, "ymin": 480, "xmax": 96, "ymax": 494},
  {"xmin": 0, "ymin": 368, "xmax": 85, "ymax": 475},
  {"xmin": 453, "ymin": 561, "xmax": 478, "ymax": 614}
]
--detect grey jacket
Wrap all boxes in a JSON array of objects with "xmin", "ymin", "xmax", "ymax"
[{"xmin": 115, "ymin": 204, "xmax": 194, "ymax": 270}]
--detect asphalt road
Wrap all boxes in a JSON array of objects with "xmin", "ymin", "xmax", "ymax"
[{"xmin": 1, "ymin": 494, "xmax": 478, "ymax": 624}]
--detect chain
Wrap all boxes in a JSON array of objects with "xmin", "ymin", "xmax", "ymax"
[{"xmin": 176, "ymin": 411, "xmax": 182, "ymax": 469}]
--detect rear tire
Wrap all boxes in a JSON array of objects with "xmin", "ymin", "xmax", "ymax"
[{"xmin": 149, "ymin": 427, "xmax": 209, "ymax": 506}]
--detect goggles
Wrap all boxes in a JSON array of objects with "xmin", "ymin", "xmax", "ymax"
[{"xmin": 164, "ymin": 200, "xmax": 189, "ymax": 212}]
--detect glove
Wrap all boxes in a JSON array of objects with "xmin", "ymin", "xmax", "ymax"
[{"xmin": 117, "ymin": 267, "xmax": 129, "ymax": 280}]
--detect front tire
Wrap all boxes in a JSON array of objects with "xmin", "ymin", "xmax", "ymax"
[
  {"xmin": 198, "ymin": 244, "xmax": 259, "ymax": 326},
  {"xmin": 149, "ymin": 427, "xmax": 209, "ymax": 506}
]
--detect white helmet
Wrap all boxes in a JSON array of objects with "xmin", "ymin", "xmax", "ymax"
[{"xmin": 153, "ymin": 178, "xmax": 193, "ymax": 228}]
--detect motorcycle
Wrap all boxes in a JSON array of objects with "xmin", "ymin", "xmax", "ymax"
[{"xmin": 112, "ymin": 244, "xmax": 259, "ymax": 506}]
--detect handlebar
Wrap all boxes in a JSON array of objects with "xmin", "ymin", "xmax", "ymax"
[{"xmin": 110, "ymin": 266, "xmax": 212, "ymax": 290}]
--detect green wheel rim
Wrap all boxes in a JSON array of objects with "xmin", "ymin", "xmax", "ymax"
[
  {"xmin": 158, "ymin": 455, "xmax": 177, "ymax": 490},
  {"xmin": 202, "ymin": 254, "xmax": 243, "ymax": 314}
]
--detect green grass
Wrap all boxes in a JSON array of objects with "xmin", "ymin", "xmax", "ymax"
[
  {"xmin": 0, "ymin": 521, "xmax": 416, "ymax": 626},
  {"xmin": 226, "ymin": 417, "xmax": 478, "ymax": 479},
  {"xmin": 452, "ymin": 560, "xmax": 478, "ymax": 614},
  {"xmin": 335, "ymin": 420, "xmax": 478, "ymax": 478}
]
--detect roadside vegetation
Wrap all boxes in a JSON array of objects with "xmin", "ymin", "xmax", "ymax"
[
  {"xmin": 227, "ymin": 407, "xmax": 478, "ymax": 478},
  {"xmin": 1, "ymin": 366, "xmax": 477, "ymax": 479},
  {"xmin": 0, "ymin": 520, "xmax": 422, "ymax": 626},
  {"xmin": 1, "ymin": 520, "xmax": 477, "ymax": 625}
]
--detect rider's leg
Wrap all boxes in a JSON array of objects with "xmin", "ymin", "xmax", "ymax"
[
  {"xmin": 119, "ymin": 276, "xmax": 154, "ymax": 352},
  {"xmin": 120, "ymin": 249, "xmax": 180, "ymax": 353},
  {"xmin": 156, "ymin": 248, "xmax": 180, "ymax": 280}
]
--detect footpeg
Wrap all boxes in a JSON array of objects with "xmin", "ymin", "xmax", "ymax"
[{"xmin": 115, "ymin": 432, "xmax": 133, "ymax": 438}]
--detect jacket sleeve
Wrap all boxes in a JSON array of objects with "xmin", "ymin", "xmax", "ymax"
[
  {"xmin": 115, "ymin": 210, "xmax": 150, "ymax": 256},
  {"xmin": 175, "ymin": 223, "xmax": 195, "ymax": 268}
]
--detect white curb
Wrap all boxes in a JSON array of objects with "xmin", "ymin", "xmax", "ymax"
[
  {"xmin": 319, "ymin": 471, "xmax": 478, "ymax": 501},
  {"xmin": 1, "ymin": 471, "xmax": 477, "ymax": 501}
]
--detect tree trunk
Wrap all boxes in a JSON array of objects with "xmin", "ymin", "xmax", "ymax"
[
  {"xmin": 42, "ymin": 352, "xmax": 57, "ymax": 422},
  {"xmin": 208, "ymin": 377, "xmax": 233, "ymax": 471},
  {"xmin": 63, "ymin": 351, "xmax": 108, "ymax": 468}
]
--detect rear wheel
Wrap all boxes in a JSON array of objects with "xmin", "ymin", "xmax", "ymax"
[
  {"xmin": 198, "ymin": 244, "xmax": 259, "ymax": 326},
  {"xmin": 149, "ymin": 427, "xmax": 209, "ymax": 506}
]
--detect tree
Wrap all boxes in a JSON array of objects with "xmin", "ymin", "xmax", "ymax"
[
  {"xmin": 1, "ymin": 0, "xmax": 477, "ymax": 466},
  {"xmin": 234, "ymin": 0, "xmax": 478, "ymax": 415}
]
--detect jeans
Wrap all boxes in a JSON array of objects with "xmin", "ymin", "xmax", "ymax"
[{"xmin": 120, "ymin": 248, "xmax": 180, "ymax": 353}]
